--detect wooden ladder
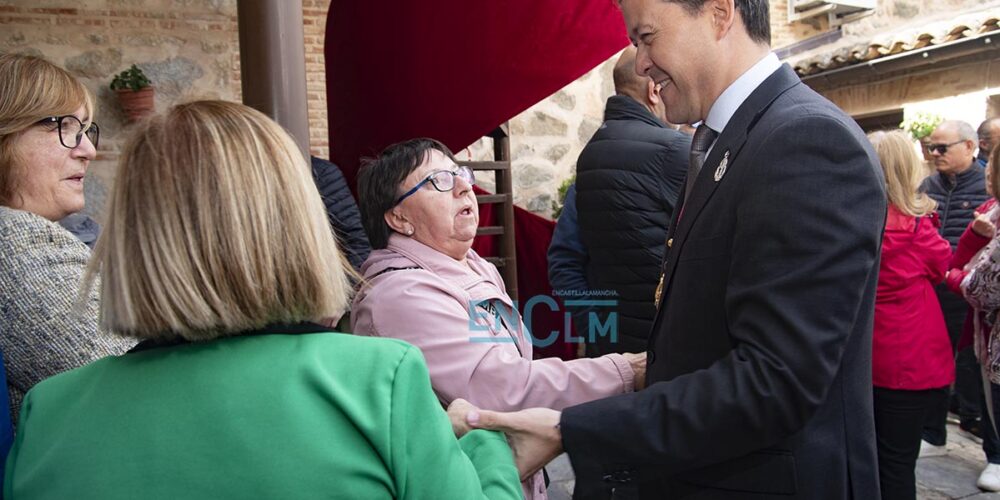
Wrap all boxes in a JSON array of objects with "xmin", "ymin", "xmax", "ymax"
[{"xmin": 458, "ymin": 124, "xmax": 518, "ymax": 301}]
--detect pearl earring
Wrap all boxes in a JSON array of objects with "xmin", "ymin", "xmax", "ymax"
[{"xmin": 406, "ymin": 228, "xmax": 414, "ymax": 235}]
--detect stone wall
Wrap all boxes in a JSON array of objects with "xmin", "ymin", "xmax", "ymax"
[{"xmin": 0, "ymin": 0, "xmax": 331, "ymax": 219}]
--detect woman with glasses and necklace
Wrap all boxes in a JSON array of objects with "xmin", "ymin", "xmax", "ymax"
[
  {"xmin": 0, "ymin": 54, "xmax": 132, "ymax": 427},
  {"xmin": 353, "ymin": 138, "xmax": 647, "ymax": 499}
]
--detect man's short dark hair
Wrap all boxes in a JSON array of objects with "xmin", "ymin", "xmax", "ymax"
[
  {"xmin": 357, "ymin": 137, "xmax": 458, "ymax": 249},
  {"xmin": 671, "ymin": 0, "xmax": 770, "ymax": 46}
]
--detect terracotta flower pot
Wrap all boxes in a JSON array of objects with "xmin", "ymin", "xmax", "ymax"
[{"xmin": 115, "ymin": 87, "xmax": 155, "ymax": 123}]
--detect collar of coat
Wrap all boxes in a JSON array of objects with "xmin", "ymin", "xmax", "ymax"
[{"xmin": 603, "ymin": 94, "xmax": 665, "ymax": 130}]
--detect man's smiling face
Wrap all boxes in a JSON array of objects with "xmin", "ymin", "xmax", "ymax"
[{"xmin": 620, "ymin": 0, "xmax": 719, "ymax": 125}]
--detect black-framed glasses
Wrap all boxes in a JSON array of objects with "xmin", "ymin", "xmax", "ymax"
[
  {"xmin": 394, "ymin": 165, "xmax": 475, "ymax": 206},
  {"xmin": 925, "ymin": 140, "xmax": 964, "ymax": 155},
  {"xmin": 36, "ymin": 115, "xmax": 100, "ymax": 149}
]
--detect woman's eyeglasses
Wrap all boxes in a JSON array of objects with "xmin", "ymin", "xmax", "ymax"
[
  {"xmin": 395, "ymin": 165, "xmax": 475, "ymax": 206},
  {"xmin": 36, "ymin": 115, "xmax": 100, "ymax": 149}
]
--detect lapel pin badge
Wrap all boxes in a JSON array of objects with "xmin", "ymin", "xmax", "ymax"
[{"xmin": 714, "ymin": 150, "xmax": 730, "ymax": 182}]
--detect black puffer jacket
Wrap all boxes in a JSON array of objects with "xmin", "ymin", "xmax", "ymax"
[
  {"xmin": 921, "ymin": 162, "xmax": 988, "ymax": 248},
  {"xmin": 310, "ymin": 156, "xmax": 371, "ymax": 271},
  {"xmin": 575, "ymin": 95, "xmax": 691, "ymax": 355}
]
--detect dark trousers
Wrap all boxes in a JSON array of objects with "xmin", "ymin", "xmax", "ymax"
[
  {"xmin": 923, "ymin": 287, "xmax": 981, "ymax": 444},
  {"xmin": 981, "ymin": 381, "xmax": 1000, "ymax": 464},
  {"xmin": 955, "ymin": 347, "xmax": 984, "ymax": 423},
  {"xmin": 875, "ymin": 386, "xmax": 949, "ymax": 500}
]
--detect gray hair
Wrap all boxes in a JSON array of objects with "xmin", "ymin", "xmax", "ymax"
[{"xmin": 939, "ymin": 120, "xmax": 978, "ymax": 142}]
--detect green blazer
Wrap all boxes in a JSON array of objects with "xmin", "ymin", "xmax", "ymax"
[{"xmin": 5, "ymin": 328, "xmax": 521, "ymax": 499}]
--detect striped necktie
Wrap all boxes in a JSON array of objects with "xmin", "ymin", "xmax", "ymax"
[{"xmin": 685, "ymin": 124, "xmax": 718, "ymax": 201}]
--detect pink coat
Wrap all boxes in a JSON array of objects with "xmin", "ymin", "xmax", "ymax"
[
  {"xmin": 872, "ymin": 206, "xmax": 954, "ymax": 390},
  {"xmin": 351, "ymin": 234, "xmax": 636, "ymax": 500}
]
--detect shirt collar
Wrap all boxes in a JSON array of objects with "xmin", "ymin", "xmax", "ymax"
[{"xmin": 704, "ymin": 52, "xmax": 781, "ymax": 134}]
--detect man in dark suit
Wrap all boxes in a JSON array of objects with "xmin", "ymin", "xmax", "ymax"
[{"xmin": 449, "ymin": 0, "xmax": 886, "ymax": 498}]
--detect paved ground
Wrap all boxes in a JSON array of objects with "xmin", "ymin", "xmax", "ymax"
[
  {"xmin": 916, "ymin": 421, "xmax": 1000, "ymax": 499},
  {"xmin": 544, "ymin": 420, "xmax": 1000, "ymax": 499}
]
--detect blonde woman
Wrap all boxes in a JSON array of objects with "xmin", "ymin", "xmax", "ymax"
[
  {"xmin": 0, "ymin": 53, "xmax": 132, "ymax": 426},
  {"xmin": 868, "ymin": 130, "xmax": 953, "ymax": 500},
  {"xmin": 4, "ymin": 101, "xmax": 521, "ymax": 500}
]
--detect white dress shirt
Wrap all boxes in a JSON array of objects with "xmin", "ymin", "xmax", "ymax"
[{"xmin": 703, "ymin": 52, "xmax": 781, "ymax": 157}]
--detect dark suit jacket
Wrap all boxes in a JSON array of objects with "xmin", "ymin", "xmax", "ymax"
[{"xmin": 560, "ymin": 65, "xmax": 886, "ymax": 499}]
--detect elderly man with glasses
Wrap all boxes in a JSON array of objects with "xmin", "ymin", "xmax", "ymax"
[{"xmin": 920, "ymin": 119, "xmax": 991, "ymax": 459}]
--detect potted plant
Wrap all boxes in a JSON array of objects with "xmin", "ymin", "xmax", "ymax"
[
  {"xmin": 901, "ymin": 112, "xmax": 944, "ymax": 163},
  {"xmin": 110, "ymin": 65, "xmax": 154, "ymax": 122}
]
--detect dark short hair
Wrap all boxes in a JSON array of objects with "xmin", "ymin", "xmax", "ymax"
[
  {"xmin": 357, "ymin": 137, "xmax": 458, "ymax": 249},
  {"xmin": 670, "ymin": 0, "xmax": 770, "ymax": 45}
]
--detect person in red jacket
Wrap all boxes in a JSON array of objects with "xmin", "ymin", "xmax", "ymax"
[{"xmin": 869, "ymin": 130, "xmax": 955, "ymax": 500}]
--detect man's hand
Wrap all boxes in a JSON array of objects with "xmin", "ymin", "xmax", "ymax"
[
  {"xmin": 973, "ymin": 211, "xmax": 996, "ymax": 238},
  {"xmin": 448, "ymin": 399, "xmax": 563, "ymax": 481},
  {"xmin": 623, "ymin": 352, "xmax": 647, "ymax": 390}
]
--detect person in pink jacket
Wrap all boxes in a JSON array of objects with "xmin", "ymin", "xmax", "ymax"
[
  {"xmin": 868, "ymin": 130, "xmax": 954, "ymax": 500},
  {"xmin": 352, "ymin": 137, "xmax": 646, "ymax": 500}
]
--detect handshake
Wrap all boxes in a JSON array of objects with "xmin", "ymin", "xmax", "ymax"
[
  {"xmin": 447, "ymin": 398, "xmax": 563, "ymax": 482},
  {"xmin": 445, "ymin": 351, "xmax": 647, "ymax": 481}
]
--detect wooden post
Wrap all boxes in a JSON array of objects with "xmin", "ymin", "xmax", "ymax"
[
  {"xmin": 492, "ymin": 126, "xmax": 518, "ymax": 301},
  {"xmin": 236, "ymin": 0, "xmax": 311, "ymax": 159}
]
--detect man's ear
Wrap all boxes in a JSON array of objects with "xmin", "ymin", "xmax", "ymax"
[
  {"xmin": 384, "ymin": 208, "xmax": 410, "ymax": 235},
  {"xmin": 647, "ymin": 79, "xmax": 661, "ymax": 107},
  {"xmin": 709, "ymin": 0, "xmax": 737, "ymax": 38}
]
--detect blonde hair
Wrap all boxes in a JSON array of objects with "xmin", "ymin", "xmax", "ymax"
[
  {"xmin": 85, "ymin": 100, "xmax": 353, "ymax": 340},
  {"xmin": 0, "ymin": 53, "xmax": 95, "ymax": 206},
  {"xmin": 869, "ymin": 129, "xmax": 937, "ymax": 217}
]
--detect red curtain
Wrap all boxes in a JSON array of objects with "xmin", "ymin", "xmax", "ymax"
[
  {"xmin": 325, "ymin": 1, "xmax": 629, "ymax": 360},
  {"xmin": 325, "ymin": 0, "xmax": 629, "ymax": 190}
]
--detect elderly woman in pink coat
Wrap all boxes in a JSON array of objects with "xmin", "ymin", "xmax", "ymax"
[{"xmin": 352, "ymin": 137, "xmax": 646, "ymax": 499}]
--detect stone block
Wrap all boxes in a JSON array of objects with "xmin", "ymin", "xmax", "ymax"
[
  {"xmin": 516, "ymin": 164, "xmax": 554, "ymax": 190},
  {"xmin": 892, "ymin": 0, "xmax": 921, "ymax": 19},
  {"xmin": 141, "ymin": 57, "xmax": 205, "ymax": 99},
  {"xmin": 120, "ymin": 33, "xmax": 185, "ymax": 48},
  {"xmin": 527, "ymin": 111, "xmax": 569, "ymax": 136},
  {"xmin": 5, "ymin": 31, "xmax": 25, "ymax": 46},
  {"xmin": 553, "ymin": 90, "xmax": 576, "ymax": 111},
  {"xmin": 65, "ymin": 48, "xmax": 123, "ymax": 79},
  {"xmin": 526, "ymin": 193, "xmax": 554, "ymax": 215},
  {"xmin": 545, "ymin": 144, "xmax": 571, "ymax": 164}
]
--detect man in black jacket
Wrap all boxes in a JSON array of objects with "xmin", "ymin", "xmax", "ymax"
[
  {"xmin": 310, "ymin": 156, "xmax": 371, "ymax": 271},
  {"xmin": 574, "ymin": 46, "xmax": 691, "ymax": 356},
  {"xmin": 920, "ymin": 120, "xmax": 990, "ymax": 454}
]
